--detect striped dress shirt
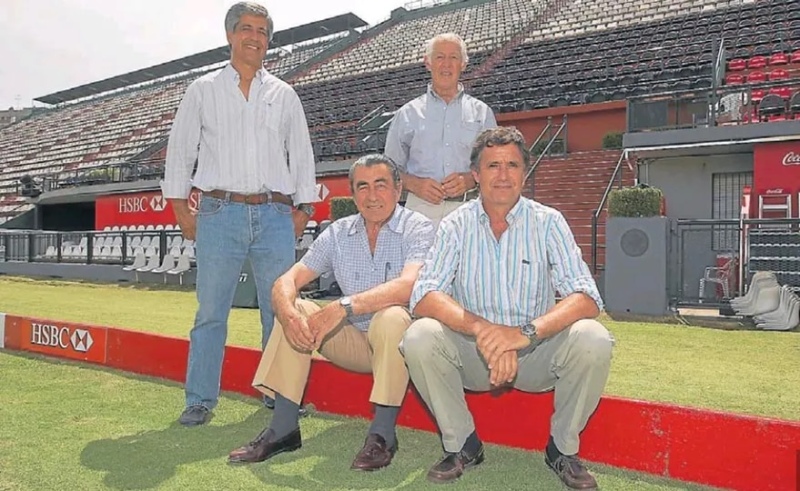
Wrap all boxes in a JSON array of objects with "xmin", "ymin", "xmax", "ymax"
[
  {"xmin": 160, "ymin": 64, "xmax": 317, "ymax": 204},
  {"xmin": 384, "ymin": 84, "xmax": 497, "ymax": 182},
  {"xmin": 410, "ymin": 197, "xmax": 603, "ymax": 326},
  {"xmin": 302, "ymin": 205, "xmax": 435, "ymax": 331}
]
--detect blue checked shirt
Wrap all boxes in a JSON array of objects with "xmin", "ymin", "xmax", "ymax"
[
  {"xmin": 384, "ymin": 84, "xmax": 497, "ymax": 182},
  {"xmin": 302, "ymin": 205, "xmax": 435, "ymax": 331},
  {"xmin": 410, "ymin": 197, "xmax": 603, "ymax": 326}
]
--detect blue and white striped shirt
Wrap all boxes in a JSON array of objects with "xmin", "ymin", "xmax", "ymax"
[
  {"xmin": 161, "ymin": 64, "xmax": 317, "ymax": 204},
  {"xmin": 410, "ymin": 197, "xmax": 603, "ymax": 326},
  {"xmin": 302, "ymin": 205, "xmax": 435, "ymax": 331}
]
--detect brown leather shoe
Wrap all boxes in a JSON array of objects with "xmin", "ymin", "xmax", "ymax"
[
  {"xmin": 228, "ymin": 428, "xmax": 302, "ymax": 464},
  {"xmin": 350, "ymin": 433, "xmax": 397, "ymax": 471},
  {"xmin": 545, "ymin": 453, "xmax": 598, "ymax": 490},
  {"xmin": 426, "ymin": 442, "xmax": 485, "ymax": 484}
]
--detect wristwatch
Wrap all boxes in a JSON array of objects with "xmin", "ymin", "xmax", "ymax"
[
  {"xmin": 519, "ymin": 321, "xmax": 539, "ymax": 343},
  {"xmin": 297, "ymin": 203, "xmax": 315, "ymax": 217},
  {"xmin": 339, "ymin": 296, "xmax": 354, "ymax": 316}
]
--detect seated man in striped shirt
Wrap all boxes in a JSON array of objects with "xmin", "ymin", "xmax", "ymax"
[
  {"xmin": 228, "ymin": 154, "xmax": 435, "ymax": 472},
  {"xmin": 402, "ymin": 127, "xmax": 613, "ymax": 490}
]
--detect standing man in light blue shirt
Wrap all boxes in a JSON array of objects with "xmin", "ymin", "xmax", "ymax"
[
  {"xmin": 161, "ymin": 2, "xmax": 317, "ymax": 426},
  {"xmin": 228, "ymin": 154, "xmax": 434, "ymax": 472},
  {"xmin": 384, "ymin": 33, "xmax": 497, "ymax": 227},
  {"xmin": 401, "ymin": 127, "xmax": 613, "ymax": 489}
]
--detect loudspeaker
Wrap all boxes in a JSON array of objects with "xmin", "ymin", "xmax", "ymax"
[{"xmin": 604, "ymin": 217, "xmax": 670, "ymax": 316}]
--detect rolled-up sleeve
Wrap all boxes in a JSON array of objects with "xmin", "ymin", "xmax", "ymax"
[
  {"xmin": 161, "ymin": 82, "xmax": 201, "ymax": 199},
  {"xmin": 286, "ymin": 92, "xmax": 317, "ymax": 205},
  {"xmin": 546, "ymin": 212, "xmax": 604, "ymax": 310},
  {"xmin": 300, "ymin": 226, "xmax": 334, "ymax": 275},
  {"xmin": 483, "ymin": 105, "xmax": 498, "ymax": 130},
  {"xmin": 403, "ymin": 216, "xmax": 435, "ymax": 265},
  {"xmin": 409, "ymin": 222, "xmax": 460, "ymax": 312},
  {"xmin": 384, "ymin": 108, "xmax": 410, "ymax": 173}
]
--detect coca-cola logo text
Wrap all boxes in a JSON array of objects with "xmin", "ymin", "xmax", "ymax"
[{"xmin": 781, "ymin": 151, "xmax": 800, "ymax": 166}]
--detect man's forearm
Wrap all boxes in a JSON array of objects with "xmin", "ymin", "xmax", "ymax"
[
  {"xmin": 532, "ymin": 292, "xmax": 600, "ymax": 339},
  {"xmin": 272, "ymin": 275, "xmax": 300, "ymax": 322},
  {"xmin": 413, "ymin": 291, "xmax": 489, "ymax": 336},
  {"xmin": 348, "ymin": 277, "xmax": 414, "ymax": 316},
  {"xmin": 400, "ymin": 172, "xmax": 421, "ymax": 195}
]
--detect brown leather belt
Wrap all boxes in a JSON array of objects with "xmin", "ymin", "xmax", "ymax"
[
  {"xmin": 204, "ymin": 189, "xmax": 293, "ymax": 206},
  {"xmin": 443, "ymin": 188, "xmax": 480, "ymax": 202}
]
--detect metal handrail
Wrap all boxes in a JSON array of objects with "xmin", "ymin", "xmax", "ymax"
[
  {"xmin": 524, "ymin": 115, "xmax": 567, "ymax": 188},
  {"xmin": 590, "ymin": 149, "xmax": 627, "ymax": 274}
]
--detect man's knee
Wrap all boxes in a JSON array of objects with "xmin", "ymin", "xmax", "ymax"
[
  {"xmin": 400, "ymin": 317, "xmax": 445, "ymax": 362},
  {"xmin": 368, "ymin": 306, "xmax": 411, "ymax": 346},
  {"xmin": 568, "ymin": 319, "xmax": 614, "ymax": 365},
  {"xmin": 294, "ymin": 298, "xmax": 321, "ymax": 316}
]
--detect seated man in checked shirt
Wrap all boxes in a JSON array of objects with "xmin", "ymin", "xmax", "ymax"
[
  {"xmin": 228, "ymin": 154, "xmax": 435, "ymax": 472},
  {"xmin": 401, "ymin": 127, "xmax": 614, "ymax": 490}
]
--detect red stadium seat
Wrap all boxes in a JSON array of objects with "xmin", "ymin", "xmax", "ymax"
[
  {"xmin": 769, "ymin": 86, "xmax": 793, "ymax": 99},
  {"xmin": 748, "ymin": 56, "xmax": 767, "ymax": 69},
  {"xmin": 769, "ymin": 68, "xmax": 790, "ymax": 81},
  {"xmin": 725, "ymin": 74, "xmax": 745, "ymax": 85},
  {"xmin": 769, "ymin": 53, "xmax": 789, "ymax": 65},
  {"xmin": 747, "ymin": 71, "xmax": 766, "ymax": 83},
  {"xmin": 728, "ymin": 58, "xmax": 746, "ymax": 71},
  {"xmin": 751, "ymin": 89, "xmax": 766, "ymax": 103},
  {"xmin": 791, "ymin": 51, "xmax": 800, "ymax": 64}
]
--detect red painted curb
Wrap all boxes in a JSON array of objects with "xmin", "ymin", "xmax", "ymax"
[{"xmin": 2, "ymin": 314, "xmax": 798, "ymax": 491}]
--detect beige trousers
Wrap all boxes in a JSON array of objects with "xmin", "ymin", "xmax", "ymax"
[
  {"xmin": 405, "ymin": 193, "xmax": 470, "ymax": 228},
  {"xmin": 400, "ymin": 318, "xmax": 614, "ymax": 455},
  {"xmin": 252, "ymin": 299, "xmax": 412, "ymax": 407}
]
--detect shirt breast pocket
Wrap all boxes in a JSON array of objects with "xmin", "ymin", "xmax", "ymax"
[
  {"xmin": 514, "ymin": 259, "xmax": 547, "ymax": 304},
  {"xmin": 259, "ymin": 98, "xmax": 282, "ymax": 135},
  {"xmin": 459, "ymin": 120, "xmax": 483, "ymax": 150}
]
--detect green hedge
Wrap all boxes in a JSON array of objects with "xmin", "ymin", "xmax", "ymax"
[
  {"xmin": 608, "ymin": 185, "xmax": 663, "ymax": 217},
  {"xmin": 602, "ymin": 132, "xmax": 623, "ymax": 149},
  {"xmin": 531, "ymin": 138, "xmax": 565, "ymax": 156},
  {"xmin": 330, "ymin": 197, "xmax": 358, "ymax": 220}
]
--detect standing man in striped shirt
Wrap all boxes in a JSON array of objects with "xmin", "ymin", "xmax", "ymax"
[
  {"xmin": 402, "ymin": 127, "xmax": 613, "ymax": 490},
  {"xmin": 384, "ymin": 33, "xmax": 496, "ymax": 228},
  {"xmin": 161, "ymin": 2, "xmax": 317, "ymax": 426}
]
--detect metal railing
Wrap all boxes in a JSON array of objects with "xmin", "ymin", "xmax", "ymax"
[
  {"xmin": 590, "ymin": 150, "xmax": 627, "ymax": 274},
  {"xmin": 524, "ymin": 115, "xmax": 567, "ymax": 191}
]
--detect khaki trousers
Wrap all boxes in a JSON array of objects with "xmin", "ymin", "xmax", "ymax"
[
  {"xmin": 400, "ymin": 318, "xmax": 614, "ymax": 455},
  {"xmin": 252, "ymin": 299, "xmax": 412, "ymax": 407},
  {"xmin": 405, "ymin": 193, "xmax": 469, "ymax": 228}
]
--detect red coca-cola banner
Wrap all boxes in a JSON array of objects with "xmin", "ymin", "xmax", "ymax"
[{"xmin": 752, "ymin": 141, "xmax": 800, "ymax": 219}]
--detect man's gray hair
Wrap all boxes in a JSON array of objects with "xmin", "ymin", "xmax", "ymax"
[
  {"xmin": 348, "ymin": 154, "xmax": 402, "ymax": 192},
  {"xmin": 424, "ymin": 33, "xmax": 469, "ymax": 65},
  {"xmin": 469, "ymin": 127, "xmax": 530, "ymax": 171},
  {"xmin": 225, "ymin": 2, "xmax": 274, "ymax": 41}
]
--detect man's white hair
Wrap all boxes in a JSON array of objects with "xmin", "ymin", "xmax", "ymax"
[{"xmin": 424, "ymin": 33, "xmax": 469, "ymax": 65}]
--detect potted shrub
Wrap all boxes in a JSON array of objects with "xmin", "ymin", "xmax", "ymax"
[
  {"xmin": 602, "ymin": 131, "xmax": 623, "ymax": 150},
  {"xmin": 330, "ymin": 196, "xmax": 358, "ymax": 220}
]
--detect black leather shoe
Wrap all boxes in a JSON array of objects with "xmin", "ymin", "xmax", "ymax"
[
  {"xmin": 178, "ymin": 405, "xmax": 210, "ymax": 426},
  {"xmin": 228, "ymin": 428, "xmax": 302, "ymax": 464},
  {"xmin": 350, "ymin": 433, "xmax": 397, "ymax": 471},
  {"xmin": 427, "ymin": 441, "xmax": 485, "ymax": 483},
  {"xmin": 545, "ymin": 453, "xmax": 598, "ymax": 490}
]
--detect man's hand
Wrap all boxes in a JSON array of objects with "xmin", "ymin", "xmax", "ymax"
[
  {"xmin": 404, "ymin": 174, "xmax": 445, "ymax": 204},
  {"xmin": 307, "ymin": 301, "xmax": 347, "ymax": 350},
  {"xmin": 476, "ymin": 324, "xmax": 530, "ymax": 371},
  {"xmin": 280, "ymin": 309, "xmax": 316, "ymax": 352},
  {"xmin": 170, "ymin": 200, "xmax": 197, "ymax": 240},
  {"xmin": 292, "ymin": 209, "xmax": 311, "ymax": 238},
  {"xmin": 490, "ymin": 351, "xmax": 518, "ymax": 386},
  {"xmin": 442, "ymin": 172, "xmax": 475, "ymax": 198}
]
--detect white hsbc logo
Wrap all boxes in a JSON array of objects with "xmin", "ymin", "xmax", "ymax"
[
  {"xmin": 30, "ymin": 323, "xmax": 94, "ymax": 352},
  {"xmin": 118, "ymin": 195, "xmax": 166, "ymax": 214},
  {"xmin": 781, "ymin": 151, "xmax": 800, "ymax": 166}
]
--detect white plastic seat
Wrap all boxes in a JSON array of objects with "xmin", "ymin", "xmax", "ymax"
[
  {"xmin": 136, "ymin": 253, "xmax": 160, "ymax": 272},
  {"xmin": 123, "ymin": 252, "xmax": 147, "ymax": 271},
  {"xmin": 166, "ymin": 253, "xmax": 192, "ymax": 285}
]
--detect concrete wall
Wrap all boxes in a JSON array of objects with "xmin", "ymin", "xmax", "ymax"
[
  {"xmin": 0, "ymin": 261, "xmax": 197, "ymax": 286},
  {"xmin": 641, "ymin": 154, "xmax": 752, "ymax": 302}
]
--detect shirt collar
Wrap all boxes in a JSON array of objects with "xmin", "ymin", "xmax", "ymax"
[
  {"xmin": 347, "ymin": 204, "xmax": 404, "ymax": 236},
  {"xmin": 427, "ymin": 83, "xmax": 465, "ymax": 103},
  {"xmin": 223, "ymin": 63, "xmax": 269, "ymax": 84},
  {"xmin": 477, "ymin": 196, "xmax": 525, "ymax": 225}
]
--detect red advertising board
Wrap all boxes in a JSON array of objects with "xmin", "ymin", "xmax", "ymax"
[
  {"xmin": 752, "ymin": 141, "xmax": 800, "ymax": 219},
  {"xmin": 95, "ymin": 190, "xmax": 201, "ymax": 230},
  {"xmin": 15, "ymin": 317, "xmax": 108, "ymax": 364},
  {"xmin": 313, "ymin": 176, "xmax": 351, "ymax": 222}
]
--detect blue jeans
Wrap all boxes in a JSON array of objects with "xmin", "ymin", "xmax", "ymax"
[{"xmin": 185, "ymin": 194, "xmax": 295, "ymax": 410}]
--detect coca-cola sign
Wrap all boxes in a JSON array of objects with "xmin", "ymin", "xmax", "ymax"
[{"xmin": 781, "ymin": 151, "xmax": 800, "ymax": 166}]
